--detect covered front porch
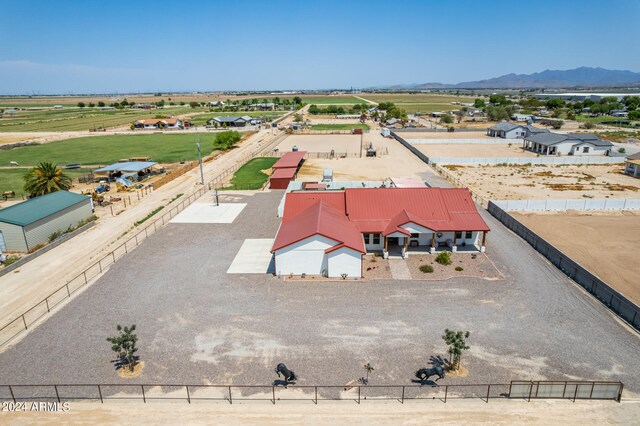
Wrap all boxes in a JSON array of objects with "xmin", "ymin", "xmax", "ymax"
[
  {"xmin": 523, "ymin": 139, "xmax": 557, "ymax": 155},
  {"xmin": 367, "ymin": 229, "xmax": 487, "ymax": 259}
]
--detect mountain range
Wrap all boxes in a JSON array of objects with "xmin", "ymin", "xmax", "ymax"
[{"xmin": 387, "ymin": 67, "xmax": 640, "ymax": 90}]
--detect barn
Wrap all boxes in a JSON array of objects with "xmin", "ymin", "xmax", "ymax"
[
  {"xmin": 0, "ymin": 191, "xmax": 93, "ymax": 252},
  {"xmin": 269, "ymin": 151, "xmax": 306, "ymax": 190}
]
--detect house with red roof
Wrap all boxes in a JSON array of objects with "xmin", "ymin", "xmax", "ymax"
[{"xmin": 271, "ymin": 187, "xmax": 490, "ymax": 278}]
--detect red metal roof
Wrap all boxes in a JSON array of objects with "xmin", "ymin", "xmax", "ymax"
[
  {"xmin": 270, "ymin": 167, "xmax": 297, "ymax": 179},
  {"xmin": 304, "ymin": 183, "xmax": 327, "ymax": 190},
  {"xmin": 282, "ymin": 191, "xmax": 346, "ymax": 222},
  {"xmin": 272, "ymin": 151, "xmax": 307, "ymax": 169},
  {"xmin": 274, "ymin": 187, "xmax": 489, "ymax": 251},
  {"xmin": 272, "ymin": 200, "xmax": 365, "ymax": 253},
  {"xmin": 345, "ymin": 188, "xmax": 489, "ymax": 232}
]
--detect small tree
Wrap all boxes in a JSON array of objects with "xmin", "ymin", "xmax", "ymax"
[
  {"xmin": 362, "ymin": 362, "xmax": 374, "ymax": 385},
  {"xmin": 435, "ymin": 251, "xmax": 452, "ymax": 265},
  {"xmin": 442, "ymin": 329, "xmax": 470, "ymax": 371},
  {"xmin": 107, "ymin": 325, "xmax": 139, "ymax": 372},
  {"xmin": 293, "ymin": 113, "xmax": 303, "ymax": 123},
  {"xmin": 189, "ymin": 101, "xmax": 199, "ymax": 109},
  {"xmin": 583, "ymin": 121, "xmax": 596, "ymax": 129},
  {"xmin": 77, "ymin": 102, "xmax": 85, "ymax": 108},
  {"xmin": 551, "ymin": 120, "xmax": 564, "ymax": 130},
  {"xmin": 440, "ymin": 113, "xmax": 454, "ymax": 124}
]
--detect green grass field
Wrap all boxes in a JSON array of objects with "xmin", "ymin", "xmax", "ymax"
[
  {"xmin": 227, "ymin": 157, "xmax": 278, "ymax": 190},
  {"xmin": 0, "ymin": 106, "xmax": 201, "ymax": 132},
  {"xmin": 0, "ymin": 168, "xmax": 91, "ymax": 197},
  {"xmin": 189, "ymin": 111, "xmax": 286, "ymax": 126},
  {"xmin": 0, "ymin": 133, "xmax": 237, "ymax": 167},
  {"xmin": 309, "ymin": 123, "xmax": 370, "ymax": 130},
  {"xmin": 300, "ymin": 96, "xmax": 362, "ymax": 105}
]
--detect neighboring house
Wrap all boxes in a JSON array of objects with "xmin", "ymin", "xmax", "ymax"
[
  {"xmin": 250, "ymin": 102, "xmax": 276, "ymax": 110},
  {"xmin": 132, "ymin": 104, "xmax": 155, "ymax": 109},
  {"xmin": 467, "ymin": 109, "xmax": 484, "ymax": 117},
  {"xmin": 385, "ymin": 117, "xmax": 400, "ymax": 127},
  {"xmin": 208, "ymin": 116, "xmax": 253, "ymax": 127},
  {"xmin": 624, "ymin": 152, "xmax": 640, "ymax": 177},
  {"xmin": 610, "ymin": 110, "xmax": 628, "ymax": 118},
  {"xmin": 209, "ymin": 101, "xmax": 225, "ymax": 107},
  {"xmin": 272, "ymin": 187, "xmax": 490, "ymax": 278},
  {"xmin": 0, "ymin": 191, "xmax": 92, "ymax": 252},
  {"xmin": 133, "ymin": 118, "xmax": 182, "ymax": 129},
  {"xmin": 523, "ymin": 133, "xmax": 613, "ymax": 156},
  {"xmin": 512, "ymin": 113, "xmax": 534, "ymax": 122},
  {"xmin": 487, "ymin": 121, "xmax": 548, "ymax": 139}
]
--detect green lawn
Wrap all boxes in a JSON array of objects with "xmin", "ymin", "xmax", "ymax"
[
  {"xmin": 0, "ymin": 106, "xmax": 201, "ymax": 132},
  {"xmin": 227, "ymin": 157, "xmax": 278, "ymax": 190},
  {"xmin": 189, "ymin": 111, "xmax": 285, "ymax": 126},
  {"xmin": 0, "ymin": 168, "xmax": 91, "ymax": 197},
  {"xmin": 0, "ymin": 133, "xmax": 238, "ymax": 167},
  {"xmin": 310, "ymin": 123, "xmax": 370, "ymax": 130},
  {"xmin": 299, "ymin": 96, "xmax": 362, "ymax": 104}
]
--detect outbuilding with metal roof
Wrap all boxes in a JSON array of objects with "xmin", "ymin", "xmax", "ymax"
[{"xmin": 0, "ymin": 191, "xmax": 93, "ymax": 252}]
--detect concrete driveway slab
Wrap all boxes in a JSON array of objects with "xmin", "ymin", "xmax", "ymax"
[
  {"xmin": 227, "ymin": 238, "xmax": 275, "ymax": 274},
  {"xmin": 170, "ymin": 202, "xmax": 246, "ymax": 224}
]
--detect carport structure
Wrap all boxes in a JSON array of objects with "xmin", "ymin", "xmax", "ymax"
[{"xmin": 269, "ymin": 151, "xmax": 306, "ymax": 189}]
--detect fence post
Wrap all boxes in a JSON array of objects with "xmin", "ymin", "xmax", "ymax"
[
  {"xmin": 357, "ymin": 386, "xmax": 360, "ymax": 404},
  {"xmin": 98, "ymin": 259, "xmax": 102, "ymax": 273},
  {"xmin": 573, "ymin": 383, "xmax": 579, "ymax": 402},
  {"xmin": 45, "ymin": 298, "xmax": 50, "ymax": 313},
  {"xmin": 9, "ymin": 385, "xmax": 16, "ymax": 403},
  {"xmin": 486, "ymin": 384, "xmax": 490, "ymax": 403},
  {"xmin": 186, "ymin": 385, "xmax": 191, "ymax": 404},
  {"xmin": 141, "ymin": 385, "xmax": 146, "ymax": 403},
  {"xmin": 444, "ymin": 385, "xmax": 448, "ymax": 403},
  {"xmin": 112, "ymin": 252, "xmax": 116, "ymax": 263},
  {"xmin": 22, "ymin": 314, "xmax": 28, "ymax": 330},
  {"xmin": 98, "ymin": 385, "xmax": 103, "ymax": 403},
  {"xmin": 589, "ymin": 382, "xmax": 595, "ymax": 399},
  {"xmin": 228, "ymin": 386, "xmax": 232, "ymax": 404},
  {"xmin": 54, "ymin": 385, "xmax": 60, "ymax": 403},
  {"xmin": 65, "ymin": 283, "xmax": 71, "ymax": 297},
  {"xmin": 272, "ymin": 386, "xmax": 276, "ymax": 404},
  {"xmin": 84, "ymin": 271, "xmax": 88, "ymax": 284},
  {"xmin": 528, "ymin": 382, "xmax": 533, "ymax": 402},
  {"xmin": 315, "ymin": 386, "xmax": 318, "ymax": 405},
  {"xmin": 401, "ymin": 386, "xmax": 405, "ymax": 404}
]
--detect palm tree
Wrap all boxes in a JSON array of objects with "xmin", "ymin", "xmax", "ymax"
[{"xmin": 24, "ymin": 162, "xmax": 72, "ymax": 197}]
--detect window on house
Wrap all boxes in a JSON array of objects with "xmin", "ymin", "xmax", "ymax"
[
  {"xmin": 373, "ymin": 234, "xmax": 380, "ymax": 244},
  {"xmin": 465, "ymin": 231, "xmax": 472, "ymax": 239},
  {"xmin": 455, "ymin": 231, "xmax": 462, "ymax": 239},
  {"xmin": 583, "ymin": 146, "xmax": 589, "ymax": 153},
  {"xmin": 363, "ymin": 233, "xmax": 370, "ymax": 244},
  {"xmin": 410, "ymin": 233, "xmax": 419, "ymax": 238}
]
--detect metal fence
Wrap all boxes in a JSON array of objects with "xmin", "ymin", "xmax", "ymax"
[
  {"xmin": 492, "ymin": 198, "xmax": 640, "ymax": 212},
  {"xmin": 405, "ymin": 139, "xmax": 519, "ymax": 145},
  {"xmin": 0, "ymin": 381, "xmax": 622, "ymax": 405},
  {"xmin": 0, "ymin": 132, "xmax": 288, "ymax": 348},
  {"xmin": 427, "ymin": 156, "xmax": 623, "ymax": 166},
  {"xmin": 488, "ymin": 201, "xmax": 640, "ymax": 331},
  {"xmin": 390, "ymin": 131, "xmax": 431, "ymax": 164}
]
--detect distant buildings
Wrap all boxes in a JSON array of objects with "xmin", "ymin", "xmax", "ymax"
[
  {"xmin": 207, "ymin": 116, "xmax": 259, "ymax": 127},
  {"xmin": 133, "ymin": 118, "xmax": 182, "ymax": 129},
  {"xmin": 534, "ymin": 93, "xmax": 640, "ymax": 102},
  {"xmin": 487, "ymin": 121, "xmax": 549, "ymax": 139}
]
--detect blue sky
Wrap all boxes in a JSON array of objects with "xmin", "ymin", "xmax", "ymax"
[{"xmin": 1, "ymin": 0, "xmax": 639, "ymax": 94}]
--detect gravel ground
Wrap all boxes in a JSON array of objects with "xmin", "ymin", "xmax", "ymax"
[
  {"xmin": 406, "ymin": 253, "xmax": 503, "ymax": 281},
  {"xmin": 0, "ymin": 190, "xmax": 638, "ymax": 401}
]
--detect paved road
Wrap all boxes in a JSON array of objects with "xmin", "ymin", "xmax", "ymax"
[{"xmin": 0, "ymin": 190, "xmax": 637, "ymax": 398}]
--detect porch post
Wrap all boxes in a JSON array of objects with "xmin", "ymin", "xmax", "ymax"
[
  {"xmin": 481, "ymin": 231, "xmax": 487, "ymax": 253},
  {"xmin": 452, "ymin": 234, "xmax": 457, "ymax": 253},
  {"xmin": 403, "ymin": 238, "xmax": 408, "ymax": 259},
  {"xmin": 384, "ymin": 236, "xmax": 388, "ymax": 259},
  {"xmin": 431, "ymin": 233, "xmax": 436, "ymax": 254}
]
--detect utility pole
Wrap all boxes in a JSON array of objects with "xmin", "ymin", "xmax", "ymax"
[{"xmin": 196, "ymin": 139, "xmax": 204, "ymax": 185}]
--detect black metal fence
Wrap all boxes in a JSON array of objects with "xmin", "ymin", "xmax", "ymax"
[
  {"xmin": 0, "ymin": 381, "xmax": 622, "ymax": 405},
  {"xmin": 390, "ymin": 131, "xmax": 430, "ymax": 164},
  {"xmin": 488, "ymin": 201, "xmax": 640, "ymax": 331}
]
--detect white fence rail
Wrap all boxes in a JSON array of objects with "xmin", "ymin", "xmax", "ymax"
[
  {"xmin": 407, "ymin": 138, "xmax": 519, "ymax": 145},
  {"xmin": 429, "ymin": 156, "xmax": 624, "ymax": 166},
  {"xmin": 492, "ymin": 198, "xmax": 640, "ymax": 211}
]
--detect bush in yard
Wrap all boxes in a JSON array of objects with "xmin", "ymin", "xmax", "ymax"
[
  {"xmin": 583, "ymin": 121, "xmax": 596, "ymax": 129},
  {"xmin": 435, "ymin": 251, "xmax": 452, "ymax": 266},
  {"xmin": 455, "ymin": 266, "xmax": 464, "ymax": 271},
  {"xmin": 107, "ymin": 325, "xmax": 139, "ymax": 372},
  {"xmin": 419, "ymin": 264, "xmax": 434, "ymax": 273},
  {"xmin": 618, "ymin": 147, "xmax": 626, "ymax": 154}
]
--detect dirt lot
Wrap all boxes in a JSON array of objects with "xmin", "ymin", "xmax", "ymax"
[
  {"xmin": 400, "ymin": 131, "xmax": 493, "ymax": 140},
  {"xmin": 416, "ymin": 144, "xmax": 537, "ymax": 158},
  {"xmin": 444, "ymin": 163, "xmax": 638, "ymax": 200},
  {"xmin": 276, "ymin": 134, "xmax": 363, "ymax": 154},
  {"xmin": 512, "ymin": 210, "xmax": 640, "ymax": 305}
]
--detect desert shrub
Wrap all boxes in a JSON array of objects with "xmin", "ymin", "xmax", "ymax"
[
  {"xmin": 435, "ymin": 251, "xmax": 452, "ymax": 266},
  {"xmin": 455, "ymin": 266, "xmax": 464, "ymax": 271},
  {"xmin": 419, "ymin": 264, "xmax": 434, "ymax": 273},
  {"xmin": 48, "ymin": 230, "xmax": 62, "ymax": 243}
]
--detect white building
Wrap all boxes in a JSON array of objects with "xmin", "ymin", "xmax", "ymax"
[
  {"xmin": 625, "ymin": 152, "xmax": 640, "ymax": 177},
  {"xmin": 523, "ymin": 133, "xmax": 613, "ymax": 156},
  {"xmin": 487, "ymin": 121, "xmax": 549, "ymax": 139}
]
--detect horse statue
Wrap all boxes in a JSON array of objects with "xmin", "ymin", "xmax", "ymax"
[
  {"xmin": 415, "ymin": 366, "xmax": 445, "ymax": 382},
  {"xmin": 275, "ymin": 363, "xmax": 297, "ymax": 383}
]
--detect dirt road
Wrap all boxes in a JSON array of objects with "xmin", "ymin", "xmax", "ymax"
[{"xmin": 2, "ymin": 399, "xmax": 637, "ymax": 425}]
